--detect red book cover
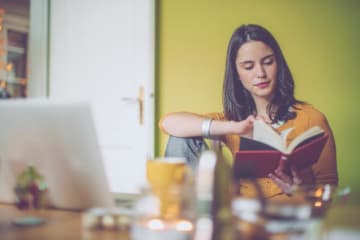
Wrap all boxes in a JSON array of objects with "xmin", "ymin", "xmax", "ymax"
[{"xmin": 233, "ymin": 134, "xmax": 328, "ymax": 178}]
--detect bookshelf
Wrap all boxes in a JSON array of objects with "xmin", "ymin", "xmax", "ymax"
[{"xmin": 0, "ymin": 11, "xmax": 29, "ymax": 98}]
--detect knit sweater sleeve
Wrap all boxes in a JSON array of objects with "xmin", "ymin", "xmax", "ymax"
[
  {"xmin": 309, "ymin": 111, "xmax": 338, "ymax": 185},
  {"xmin": 293, "ymin": 105, "xmax": 339, "ymax": 185}
]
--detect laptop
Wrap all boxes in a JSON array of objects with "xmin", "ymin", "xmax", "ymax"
[{"xmin": 0, "ymin": 99, "xmax": 114, "ymax": 210}]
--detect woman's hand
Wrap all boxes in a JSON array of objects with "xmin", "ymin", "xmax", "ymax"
[
  {"xmin": 231, "ymin": 115, "xmax": 256, "ymax": 137},
  {"xmin": 268, "ymin": 167, "xmax": 303, "ymax": 195}
]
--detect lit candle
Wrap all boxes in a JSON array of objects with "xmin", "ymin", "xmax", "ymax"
[
  {"xmin": 147, "ymin": 218, "xmax": 165, "ymax": 230},
  {"xmin": 175, "ymin": 220, "xmax": 194, "ymax": 232},
  {"xmin": 314, "ymin": 201, "xmax": 322, "ymax": 208},
  {"xmin": 132, "ymin": 218, "xmax": 194, "ymax": 240},
  {"xmin": 102, "ymin": 215, "xmax": 115, "ymax": 229}
]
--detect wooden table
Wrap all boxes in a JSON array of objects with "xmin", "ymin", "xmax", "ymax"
[
  {"xmin": 0, "ymin": 204, "xmax": 131, "ymax": 240},
  {"xmin": 1, "ymin": 203, "xmax": 359, "ymax": 240}
]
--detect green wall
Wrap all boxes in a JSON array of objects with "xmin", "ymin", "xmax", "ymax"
[{"xmin": 156, "ymin": 0, "xmax": 360, "ymax": 201}]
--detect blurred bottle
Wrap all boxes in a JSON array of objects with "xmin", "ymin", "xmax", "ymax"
[
  {"xmin": 213, "ymin": 140, "xmax": 269, "ymax": 240},
  {"xmin": 132, "ymin": 184, "xmax": 195, "ymax": 240},
  {"xmin": 194, "ymin": 149, "xmax": 216, "ymax": 240},
  {"xmin": 212, "ymin": 141, "xmax": 233, "ymax": 240},
  {"xmin": 0, "ymin": 80, "xmax": 11, "ymax": 98},
  {"xmin": 194, "ymin": 141, "xmax": 233, "ymax": 240}
]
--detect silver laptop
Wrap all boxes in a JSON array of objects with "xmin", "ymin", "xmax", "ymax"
[{"xmin": 0, "ymin": 99, "xmax": 114, "ymax": 210}]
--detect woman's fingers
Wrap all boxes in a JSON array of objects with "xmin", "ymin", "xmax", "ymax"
[
  {"xmin": 269, "ymin": 168, "xmax": 303, "ymax": 195},
  {"xmin": 275, "ymin": 168, "xmax": 292, "ymax": 184},
  {"xmin": 268, "ymin": 173, "xmax": 292, "ymax": 195},
  {"xmin": 246, "ymin": 115, "xmax": 256, "ymax": 123},
  {"xmin": 291, "ymin": 167, "xmax": 303, "ymax": 185},
  {"xmin": 237, "ymin": 115, "xmax": 255, "ymax": 137}
]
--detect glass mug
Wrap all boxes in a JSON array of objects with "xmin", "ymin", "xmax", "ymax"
[
  {"xmin": 132, "ymin": 185, "xmax": 195, "ymax": 240},
  {"xmin": 146, "ymin": 157, "xmax": 193, "ymax": 220}
]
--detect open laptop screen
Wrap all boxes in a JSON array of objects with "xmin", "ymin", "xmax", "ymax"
[{"xmin": 0, "ymin": 99, "xmax": 114, "ymax": 210}]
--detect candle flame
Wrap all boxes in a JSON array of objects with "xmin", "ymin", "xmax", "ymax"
[
  {"xmin": 314, "ymin": 188, "xmax": 323, "ymax": 198},
  {"xmin": 147, "ymin": 218, "xmax": 165, "ymax": 231},
  {"xmin": 175, "ymin": 220, "xmax": 193, "ymax": 232},
  {"xmin": 314, "ymin": 201, "xmax": 322, "ymax": 207}
]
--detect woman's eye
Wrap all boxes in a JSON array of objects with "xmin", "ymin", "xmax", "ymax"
[
  {"xmin": 263, "ymin": 58, "xmax": 274, "ymax": 65},
  {"xmin": 243, "ymin": 64, "xmax": 253, "ymax": 70}
]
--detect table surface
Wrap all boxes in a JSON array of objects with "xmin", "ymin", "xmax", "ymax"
[
  {"xmin": 1, "ymin": 202, "xmax": 359, "ymax": 240},
  {"xmin": 0, "ymin": 204, "xmax": 131, "ymax": 240}
]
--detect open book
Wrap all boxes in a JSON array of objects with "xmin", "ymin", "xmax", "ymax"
[{"xmin": 233, "ymin": 120, "xmax": 328, "ymax": 178}]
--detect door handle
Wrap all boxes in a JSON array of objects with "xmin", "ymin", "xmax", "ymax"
[{"xmin": 121, "ymin": 86, "xmax": 144, "ymax": 125}]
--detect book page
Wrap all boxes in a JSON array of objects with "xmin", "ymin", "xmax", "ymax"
[
  {"xmin": 286, "ymin": 126, "xmax": 324, "ymax": 153},
  {"xmin": 253, "ymin": 120, "xmax": 285, "ymax": 152}
]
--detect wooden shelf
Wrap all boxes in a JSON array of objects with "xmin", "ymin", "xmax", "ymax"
[{"xmin": 7, "ymin": 45, "xmax": 25, "ymax": 54}]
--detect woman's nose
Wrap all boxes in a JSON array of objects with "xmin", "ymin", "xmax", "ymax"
[{"xmin": 255, "ymin": 64, "xmax": 266, "ymax": 78}]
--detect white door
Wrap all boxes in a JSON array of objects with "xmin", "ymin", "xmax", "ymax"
[{"xmin": 48, "ymin": 0, "xmax": 154, "ymax": 193}]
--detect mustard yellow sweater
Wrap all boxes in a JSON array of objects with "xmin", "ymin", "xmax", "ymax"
[{"xmin": 206, "ymin": 103, "xmax": 338, "ymax": 199}]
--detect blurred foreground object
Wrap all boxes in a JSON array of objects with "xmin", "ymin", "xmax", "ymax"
[
  {"xmin": 131, "ymin": 157, "xmax": 195, "ymax": 239},
  {"xmin": 131, "ymin": 185, "xmax": 195, "ymax": 240},
  {"xmin": 0, "ymin": 80, "xmax": 11, "ymax": 98},
  {"xmin": 14, "ymin": 165, "xmax": 48, "ymax": 209},
  {"xmin": 82, "ymin": 207, "xmax": 132, "ymax": 232}
]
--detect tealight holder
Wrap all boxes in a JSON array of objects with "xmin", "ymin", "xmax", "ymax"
[
  {"xmin": 230, "ymin": 182, "xmax": 351, "ymax": 239},
  {"xmin": 131, "ymin": 185, "xmax": 195, "ymax": 240},
  {"xmin": 82, "ymin": 207, "xmax": 133, "ymax": 231}
]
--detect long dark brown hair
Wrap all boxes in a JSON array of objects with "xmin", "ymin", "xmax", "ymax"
[{"xmin": 223, "ymin": 24, "xmax": 302, "ymax": 122}]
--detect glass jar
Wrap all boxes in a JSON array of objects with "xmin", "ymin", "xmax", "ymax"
[{"xmin": 131, "ymin": 185, "xmax": 195, "ymax": 240}]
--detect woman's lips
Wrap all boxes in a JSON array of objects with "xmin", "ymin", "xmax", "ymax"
[{"xmin": 254, "ymin": 81, "xmax": 270, "ymax": 89}]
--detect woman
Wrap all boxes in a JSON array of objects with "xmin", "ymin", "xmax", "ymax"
[{"xmin": 159, "ymin": 24, "xmax": 338, "ymax": 198}]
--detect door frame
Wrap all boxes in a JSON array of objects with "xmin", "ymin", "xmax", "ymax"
[
  {"xmin": 28, "ymin": 0, "xmax": 156, "ymax": 183},
  {"xmin": 145, "ymin": 0, "xmax": 156, "ymax": 159},
  {"xmin": 28, "ymin": 0, "xmax": 49, "ymax": 98}
]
